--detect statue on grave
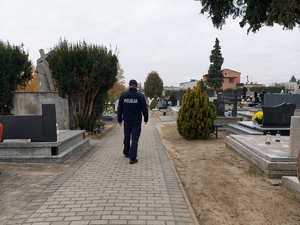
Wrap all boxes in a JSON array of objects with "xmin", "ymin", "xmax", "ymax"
[{"xmin": 36, "ymin": 49, "xmax": 55, "ymax": 92}]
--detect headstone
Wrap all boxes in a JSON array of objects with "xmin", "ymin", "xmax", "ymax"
[
  {"xmin": 0, "ymin": 104, "xmax": 57, "ymax": 142},
  {"xmin": 36, "ymin": 49, "xmax": 55, "ymax": 92},
  {"xmin": 289, "ymin": 116, "xmax": 300, "ymax": 157},
  {"xmin": 242, "ymin": 87, "xmax": 247, "ymax": 100},
  {"xmin": 262, "ymin": 102, "xmax": 296, "ymax": 126},
  {"xmin": 217, "ymin": 93, "xmax": 239, "ymax": 117},
  {"xmin": 169, "ymin": 95, "xmax": 177, "ymax": 106},
  {"xmin": 260, "ymin": 89, "xmax": 266, "ymax": 105},
  {"xmin": 254, "ymin": 92, "xmax": 259, "ymax": 103},
  {"xmin": 264, "ymin": 94, "xmax": 300, "ymax": 109},
  {"xmin": 213, "ymin": 101, "xmax": 225, "ymax": 117}
]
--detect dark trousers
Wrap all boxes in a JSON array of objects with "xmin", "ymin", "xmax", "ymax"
[{"xmin": 123, "ymin": 121, "xmax": 141, "ymax": 160}]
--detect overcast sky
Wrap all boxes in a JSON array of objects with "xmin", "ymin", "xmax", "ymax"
[{"xmin": 1, "ymin": 0, "xmax": 300, "ymax": 87}]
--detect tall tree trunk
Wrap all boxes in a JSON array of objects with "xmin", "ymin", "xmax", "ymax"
[
  {"xmin": 83, "ymin": 87, "xmax": 99, "ymax": 118},
  {"xmin": 70, "ymin": 98, "xmax": 79, "ymax": 130}
]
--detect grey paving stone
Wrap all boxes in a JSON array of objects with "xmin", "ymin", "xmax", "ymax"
[{"xmin": 0, "ymin": 120, "xmax": 199, "ymax": 225}]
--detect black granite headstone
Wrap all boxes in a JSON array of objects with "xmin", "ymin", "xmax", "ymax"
[
  {"xmin": 254, "ymin": 92, "xmax": 259, "ymax": 103},
  {"xmin": 264, "ymin": 94, "xmax": 300, "ymax": 109},
  {"xmin": 42, "ymin": 104, "xmax": 57, "ymax": 142},
  {"xmin": 169, "ymin": 95, "xmax": 177, "ymax": 106},
  {"xmin": 213, "ymin": 101, "xmax": 225, "ymax": 117},
  {"xmin": 262, "ymin": 102, "xmax": 296, "ymax": 127},
  {"xmin": 0, "ymin": 104, "xmax": 57, "ymax": 142}
]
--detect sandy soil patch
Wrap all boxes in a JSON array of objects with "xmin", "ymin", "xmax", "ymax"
[{"xmin": 156, "ymin": 123, "xmax": 300, "ymax": 225}]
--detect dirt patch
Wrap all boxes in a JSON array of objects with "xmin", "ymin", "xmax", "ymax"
[{"xmin": 156, "ymin": 123, "xmax": 300, "ymax": 225}]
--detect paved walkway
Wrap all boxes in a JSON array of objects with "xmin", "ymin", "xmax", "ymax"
[{"xmin": 0, "ymin": 119, "xmax": 199, "ymax": 225}]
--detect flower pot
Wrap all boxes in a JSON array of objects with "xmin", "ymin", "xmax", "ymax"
[{"xmin": 256, "ymin": 119, "xmax": 262, "ymax": 124}]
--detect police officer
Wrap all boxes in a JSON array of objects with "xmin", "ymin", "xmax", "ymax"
[{"xmin": 117, "ymin": 79, "xmax": 149, "ymax": 164}]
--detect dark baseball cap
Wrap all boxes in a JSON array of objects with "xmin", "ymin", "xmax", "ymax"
[{"xmin": 129, "ymin": 79, "xmax": 138, "ymax": 87}]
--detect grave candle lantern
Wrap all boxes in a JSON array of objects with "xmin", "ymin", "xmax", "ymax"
[
  {"xmin": 265, "ymin": 131, "xmax": 271, "ymax": 145},
  {"xmin": 275, "ymin": 130, "xmax": 280, "ymax": 142}
]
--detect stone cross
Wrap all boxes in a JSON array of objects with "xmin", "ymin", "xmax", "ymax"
[{"xmin": 36, "ymin": 49, "xmax": 55, "ymax": 92}]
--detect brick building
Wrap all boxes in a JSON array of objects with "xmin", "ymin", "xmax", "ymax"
[{"xmin": 203, "ymin": 68, "xmax": 241, "ymax": 90}]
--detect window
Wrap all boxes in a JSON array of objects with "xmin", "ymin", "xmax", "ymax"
[{"xmin": 229, "ymin": 78, "xmax": 234, "ymax": 83}]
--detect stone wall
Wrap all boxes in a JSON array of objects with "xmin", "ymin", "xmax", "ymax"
[{"xmin": 11, "ymin": 92, "xmax": 69, "ymax": 129}]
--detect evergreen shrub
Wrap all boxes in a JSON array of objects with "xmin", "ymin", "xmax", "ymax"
[
  {"xmin": 177, "ymin": 81, "xmax": 216, "ymax": 140},
  {"xmin": 149, "ymin": 98, "xmax": 157, "ymax": 110}
]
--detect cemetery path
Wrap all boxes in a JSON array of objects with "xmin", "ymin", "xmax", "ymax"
[
  {"xmin": 156, "ymin": 122, "xmax": 300, "ymax": 225},
  {"xmin": 1, "ymin": 112, "xmax": 299, "ymax": 225},
  {"xmin": 0, "ymin": 120, "xmax": 199, "ymax": 225}
]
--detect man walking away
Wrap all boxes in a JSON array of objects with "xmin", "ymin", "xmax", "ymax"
[{"xmin": 117, "ymin": 79, "xmax": 149, "ymax": 164}]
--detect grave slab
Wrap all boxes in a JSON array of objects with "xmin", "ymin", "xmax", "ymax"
[
  {"xmin": 226, "ymin": 134, "xmax": 297, "ymax": 178},
  {"xmin": 0, "ymin": 130, "xmax": 89, "ymax": 163},
  {"xmin": 3, "ymin": 139, "xmax": 31, "ymax": 143},
  {"xmin": 281, "ymin": 176, "xmax": 300, "ymax": 195}
]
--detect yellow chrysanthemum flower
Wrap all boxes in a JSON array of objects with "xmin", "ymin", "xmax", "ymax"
[{"xmin": 252, "ymin": 111, "xmax": 263, "ymax": 121}]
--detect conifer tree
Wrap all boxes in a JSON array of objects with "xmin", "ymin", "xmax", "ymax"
[
  {"xmin": 200, "ymin": 79, "xmax": 207, "ymax": 92},
  {"xmin": 289, "ymin": 75, "xmax": 297, "ymax": 82},
  {"xmin": 177, "ymin": 81, "xmax": 216, "ymax": 140},
  {"xmin": 206, "ymin": 38, "xmax": 224, "ymax": 97}
]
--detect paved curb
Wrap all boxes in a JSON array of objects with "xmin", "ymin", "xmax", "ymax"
[{"xmin": 152, "ymin": 120, "xmax": 200, "ymax": 225}]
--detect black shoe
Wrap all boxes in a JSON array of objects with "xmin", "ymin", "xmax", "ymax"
[
  {"xmin": 129, "ymin": 159, "xmax": 138, "ymax": 164},
  {"xmin": 124, "ymin": 154, "xmax": 129, "ymax": 158}
]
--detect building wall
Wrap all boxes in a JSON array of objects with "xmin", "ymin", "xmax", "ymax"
[
  {"xmin": 279, "ymin": 82, "xmax": 300, "ymax": 94},
  {"xmin": 11, "ymin": 92, "xmax": 70, "ymax": 129},
  {"xmin": 222, "ymin": 69, "xmax": 241, "ymax": 89},
  {"xmin": 179, "ymin": 80, "xmax": 198, "ymax": 89},
  {"xmin": 162, "ymin": 86, "xmax": 181, "ymax": 96},
  {"xmin": 202, "ymin": 68, "xmax": 241, "ymax": 90}
]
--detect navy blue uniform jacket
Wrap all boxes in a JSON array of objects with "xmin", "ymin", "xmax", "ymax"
[{"xmin": 117, "ymin": 88, "xmax": 149, "ymax": 123}]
